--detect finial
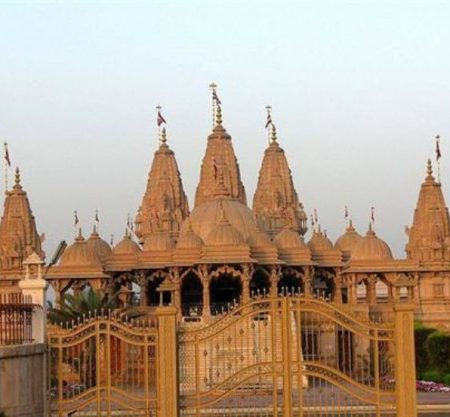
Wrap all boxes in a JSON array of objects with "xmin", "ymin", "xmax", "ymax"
[
  {"xmin": 92, "ymin": 224, "xmax": 97, "ymax": 235},
  {"xmin": 14, "ymin": 166, "xmax": 21, "ymax": 188},
  {"xmin": 161, "ymin": 127, "xmax": 167, "ymax": 144},
  {"xmin": 271, "ymin": 124, "xmax": 278, "ymax": 143},
  {"xmin": 426, "ymin": 158, "xmax": 433, "ymax": 178},
  {"xmin": 216, "ymin": 105, "xmax": 223, "ymax": 126},
  {"xmin": 347, "ymin": 219, "xmax": 355, "ymax": 232},
  {"xmin": 367, "ymin": 222, "xmax": 375, "ymax": 235}
]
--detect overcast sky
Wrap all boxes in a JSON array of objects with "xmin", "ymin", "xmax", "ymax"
[{"xmin": 1, "ymin": 0, "xmax": 449, "ymax": 258}]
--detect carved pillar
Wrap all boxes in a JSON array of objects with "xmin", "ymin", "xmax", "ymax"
[
  {"xmin": 367, "ymin": 275, "xmax": 377, "ymax": 305},
  {"xmin": 242, "ymin": 264, "xmax": 251, "ymax": 304},
  {"xmin": 172, "ymin": 268, "xmax": 182, "ymax": 320},
  {"xmin": 136, "ymin": 272, "xmax": 149, "ymax": 306},
  {"xmin": 200, "ymin": 265, "xmax": 210, "ymax": 321},
  {"xmin": 304, "ymin": 266, "xmax": 313, "ymax": 297},
  {"xmin": 333, "ymin": 272, "xmax": 342, "ymax": 304},
  {"xmin": 269, "ymin": 266, "xmax": 278, "ymax": 297}
]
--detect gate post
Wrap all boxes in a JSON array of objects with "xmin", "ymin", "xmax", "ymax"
[
  {"xmin": 156, "ymin": 295, "xmax": 179, "ymax": 417},
  {"xmin": 394, "ymin": 301, "xmax": 417, "ymax": 417}
]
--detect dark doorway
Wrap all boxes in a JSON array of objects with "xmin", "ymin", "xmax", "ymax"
[
  {"xmin": 250, "ymin": 270, "xmax": 270, "ymax": 297},
  {"xmin": 181, "ymin": 272, "xmax": 203, "ymax": 317},
  {"xmin": 147, "ymin": 276, "xmax": 164, "ymax": 306},
  {"xmin": 210, "ymin": 274, "xmax": 242, "ymax": 315},
  {"xmin": 278, "ymin": 274, "xmax": 301, "ymax": 294}
]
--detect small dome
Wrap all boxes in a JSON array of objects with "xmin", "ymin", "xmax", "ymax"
[
  {"xmin": 177, "ymin": 221, "xmax": 204, "ymax": 249},
  {"xmin": 248, "ymin": 226, "xmax": 273, "ymax": 248},
  {"xmin": 87, "ymin": 227, "xmax": 112, "ymax": 261},
  {"xmin": 143, "ymin": 232, "xmax": 175, "ymax": 252},
  {"xmin": 204, "ymin": 204, "xmax": 246, "ymax": 246},
  {"xmin": 113, "ymin": 232, "xmax": 141, "ymax": 255},
  {"xmin": 352, "ymin": 225, "xmax": 393, "ymax": 261},
  {"xmin": 307, "ymin": 228, "xmax": 334, "ymax": 252},
  {"xmin": 335, "ymin": 221, "xmax": 363, "ymax": 253},
  {"xmin": 273, "ymin": 227, "xmax": 306, "ymax": 249},
  {"xmin": 60, "ymin": 232, "xmax": 102, "ymax": 267}
]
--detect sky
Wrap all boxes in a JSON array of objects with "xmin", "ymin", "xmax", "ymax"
[{"xmin": 1, "ymin": 0, "xmax": 450, "ymax": 259}]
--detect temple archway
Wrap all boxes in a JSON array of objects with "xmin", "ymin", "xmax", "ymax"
[
  {"xmin": 181, "ymin": 272, "xmax": 203, "ymax": 317},
  {"xmin": 278, "ymin": 272, "xmax": 302, "ymax": 295},
  {"xmin": 250, "ymin": 269, "xmax": 270, "ymax": 297},
  {"xmin": 210, "ymin": 273, "xmax": 242, "ymax": 315}
]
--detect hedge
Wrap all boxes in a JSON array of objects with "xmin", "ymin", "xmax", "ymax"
[
  {"xmin": 415, "ymin": 324, "xmax": 437, "ymax": 374},
  {"xmin": 425, "ymin": 331, "xmax": 450, "ymax": 373}
]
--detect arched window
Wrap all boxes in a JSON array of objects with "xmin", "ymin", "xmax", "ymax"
[
  {"xmin": 278, "ymin": 273, "xmax": 301, "ymax": 295},
  {"xmin": 181, "ymin": 272, "xmax": 203, "ymax": 317},
  {"xmin": 210, "ymin": 274, "xmax": 242, "ymax": 315},
  {"xmin": 250, "ymin": 269, "xmax": 270, "ymax": 297}
]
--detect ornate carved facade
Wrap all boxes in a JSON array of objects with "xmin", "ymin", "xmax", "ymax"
[{"xmin": 2, "ymin": 104, "xmax": 450, "ymax": 330}]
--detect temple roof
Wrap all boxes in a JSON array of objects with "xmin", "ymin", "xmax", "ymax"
[
  {"xmin": 253, "ymin": 126, "xmax": 307, "ymax": 237},
  {"xmin": 352, "ymin": 224, "xmax": 393, "ymax": 262},
  {"xmin": 335, "ymin": 220, "xmax": 363, "ymax": 262},
  {"xmin": 135, "ymin": 128, "xmax": 189, "ymax": 242},
  {"xmin": 406, "ymin": 159, "xmax": 450, "ymax": 262},
  {"xmin": 0, "ymin": 168, "xmax": 43, "ymax": 281},
  {"xmin": 194, "ymin": 107, "xmax": 247, "ymax": 207}
]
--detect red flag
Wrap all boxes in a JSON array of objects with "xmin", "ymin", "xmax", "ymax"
[
  {"xmin": 212, "ymin": 90, "xmax": 221, "ymax": 105},
  {"xmin": 436, "ymin": 135, "xmax": 442, "ymax": 161},
  {"xmin": 4, "ymin": 142, "xmax": 10, "ymax": 167},
  {"xmin": 157, "ymin": 111, "xmax": 166, "ymax": 127},
  {"xmin": 265, "ymin": 112, "xmax": 272, "ymax": 129}
]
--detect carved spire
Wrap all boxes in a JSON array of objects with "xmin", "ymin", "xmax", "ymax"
[
  {"xmin": 194, "ymin": 88, "xmax": 247, "ymax": 207},
  {"xmin": 0, "ymin": 168, "xmax": 43, "ymax": 283},
  {"xmin": 253, "ymin": 126, "xmax": 307, "ymax": 237},
  {"xmin": 135, "ymin": 127, "xmax": 189, "ymax": 243},
  {"xmin": 406, "ymin": 159, "xmax": 450, "ymax": 262}
]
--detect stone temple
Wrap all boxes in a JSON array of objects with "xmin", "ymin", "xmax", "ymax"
[{"xmin": 1, "ymin": 102, "xmax": 449, "ymax": 330}]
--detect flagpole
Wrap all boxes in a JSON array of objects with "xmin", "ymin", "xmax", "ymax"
[
  {"xmin": 265, "ymin": 106, "xmax": 272, "ymax": 145},
  {"xmin": 156, "ymin": 105, "xmax": 162, "ymax": 146},
  {"xmin": 3, "ymin": 142, "xmax": 9, "ymax": 194},
  {"xmin": 4, "ymin": 156, "xmax": 7, "ymax": 194},
  {"xmin": 436, "ymin": 134, "xmax": 442, "ymax": 183},
  {"xmin": 209, "ymin": 83, "xmax": 217, "ymax": 128}
]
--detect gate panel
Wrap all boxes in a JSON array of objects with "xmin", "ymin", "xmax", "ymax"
[
  {"xmin": 289, "ymin": 297, "xmax": 396, "ymax": 416},
  {"xmin": 178, "ymin": 298, "xmax": 284, "ymax": 417},
  {"xmin": 48, "ymin": 316, "xmax": 157, "ymax": 417}
]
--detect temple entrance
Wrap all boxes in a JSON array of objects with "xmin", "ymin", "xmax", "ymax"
[
  {"xmin": 209, "ymin": 274, "xmax": 242, "ymax": 315},
  {"xmin": 278, "ymin": 273, "xmax": 302, "ymax": 294},
  {"xmin": 147, "ymin": 276, "xmax": 164, "ymax": 306},
  {"xmin": 181, "ymin": 272, "xmax": 203, "ymax": 317},
  {"xmin": 249, "ymin": 269, "xmax": 270, "ymax": 296}
]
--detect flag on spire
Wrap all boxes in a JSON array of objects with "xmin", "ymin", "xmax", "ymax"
[
  {"xmin": 344, "ymin": 205, "xmax": 349, "ymax": 220},
  {"xmin": 156, "ymin": 106, "xmax": 166, "ymax": 127},
  {"xmin": 314, "ymin": 209, "xmax": 318, "ymax": 224},
  {"xmin": 371, "ymin": 207, "xmax": 375, "ymax": 224},
  {"xmin": 95, "ymin": 209, "xmax": 99, "ymax": 224},
  {"xmin": 436, "ymin": 135, "xmax": 442, "ymax": 161},
  {"xmin": 4, "ymin": 142, "xmax": 10, "ymax": 167},
  {"xmin": 212, "ymin": 89, "xmax": 221, "ymax": 105},
  {"xmin": 265, "ymin": 106, "xmax": 273, "ymax": 128},
  {"xmin": 74, "ymin": 211, "xmax": 79, "ymax": 226}
]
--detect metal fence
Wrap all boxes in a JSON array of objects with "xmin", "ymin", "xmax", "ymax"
[{"xmin": 0, "ymin": 292, "xmax": 35, "ymax": 345}]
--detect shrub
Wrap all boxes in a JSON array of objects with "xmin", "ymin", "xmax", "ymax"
[
  {"xmin": 443, "ymin": 374, "xmax": 450, "ymax": 386},
  {"xmin": 421, "ymin": 369, "xmax": 442, "ymax": 382},
  {"xmin": 425, "ymin": 331, "xmax": 450, "ymax": 372},
  {"xmin": 414, "ymin": 324, "xmax": 437, "ymax": 374}
]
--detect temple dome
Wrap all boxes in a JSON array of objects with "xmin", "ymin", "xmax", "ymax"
[
  {"xmin": 113, "ymin": 232, "xmax": 141, "ymax": 255},
  {"xmin": 273, "ymin": 227, "xmax": 307, "ymax": 249},
  {"xmin": 176, "ymin": 221, "xmax": 203, "ymax": 249},
  {"xmin": 143, "ymin": 232, "xmax": 175, "ymax": 252},
  {"xmin": 352, "ymin": 225, "xmax": 393, "ymax": 261},
  {"xmin": 335, "ymin": 221, "xmax": 362, "ymax": 253},
  {"xmin": 181, "ymin": 197, "xmax": 258, "ymax": 244},
  {"xmin": 205, "ymin": 208, "xmax": 246, "ymax": 246},
  {"xmin": 87, "ymin": 226, "xmax": 112, "ymax": 261},
  {"xmin": 307, "ymin": 229, "xmax": 334, "ymax": 252},
  {"xmin": 248, "ymin": 226, "xmax": 273, "ymax": 248},
  {"xmin": 60, "ymin": 232, "xmax": 102, "ymax": 267}
]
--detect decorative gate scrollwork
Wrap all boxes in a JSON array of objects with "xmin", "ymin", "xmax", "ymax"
[
  {"xmin": 178, "ymin": 295, "xmax": 397, "ymax": 417},
  {"xmin": 48, "ymin": 315, "xmax": 157, "ymax": 417}
]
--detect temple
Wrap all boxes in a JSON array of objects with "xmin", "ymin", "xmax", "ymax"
[{"xmin": 2, "ymin": 92, "xmax": 450, "ymax": 330}]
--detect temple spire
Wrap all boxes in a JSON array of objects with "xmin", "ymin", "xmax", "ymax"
[
  {"xmin": 406, "ymin": 159, "xmax": 450, "ymax": 262},
  {"xmin": 135, "ymin": 125, "xmax": 189, "ymax": 243},
  {"xmin": 0, "ymin": 167, "xmax": 43, "ymax": 286},
  {"xmin": 253, "ymin": 125, "xmax": 308, "ymax": 237},
  {"xmin": 194, "ymin": 86, "xmax": 247, "ymax": 207}
]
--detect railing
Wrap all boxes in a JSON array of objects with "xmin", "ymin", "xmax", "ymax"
[{"xmin": 0, "ymin": 293, "xmax": 36, "ymax": 345}]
